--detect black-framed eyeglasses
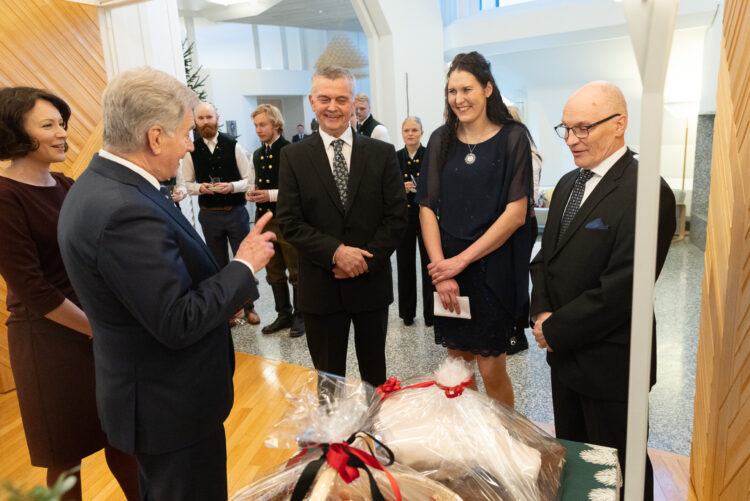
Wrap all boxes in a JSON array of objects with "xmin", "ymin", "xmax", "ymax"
[{"xmin": 554, "ymin": 113, "xmax": 621, "ymax": 139}]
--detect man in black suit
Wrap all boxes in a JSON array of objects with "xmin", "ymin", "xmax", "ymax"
[
  {"xmin": 530, "ymin": 81, "xmax": 675, "ymax": 501},
  {"xmin": 58, "ymin": 67, "xmax": 276, "ymax": 500},
  {"xmin": 277, "ymin": 66, "xmax": 407, "ymax": 387},
  {"xmin": 292, "ymin": 124, "xmax": 306, "ymax": 142}
]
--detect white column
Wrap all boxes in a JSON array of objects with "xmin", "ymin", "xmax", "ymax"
[
  {"xmin": 98, "ymin": 0, "xmax": 184, "ymax": 81},
  {"xmin": 350, "ymin": 0, "xmax": 445, "ymax": 147},
  {"xmin": 97, "ymin": 0, "xmax": 201, "ymax": 225},
  {"xmin": 622, "ymin": 1, "xmax": 678, "ymax": 499}
]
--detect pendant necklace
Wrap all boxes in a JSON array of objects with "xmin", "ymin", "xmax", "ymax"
[{"xmin": 465, "ymin": 143, "xmax": 477, "ymax": 165}]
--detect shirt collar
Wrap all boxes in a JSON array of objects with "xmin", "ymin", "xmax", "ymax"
[
  {"xmin": 99, "ymin": 149, "xmax": 161, "ymax": 190},
  {"xmin": 318, "ymin": 127, "xmax": 353, "ymax": 149},
  {"xmin": 589, "ymin": 145, "xmax": 627, "ymax": 179},
  {"xmin": 201, "ymin": 133, "xmax": 219, "ymax": 145},
  {"xmin": 265, "ymin": 135, "xmax": 281, "ymax": 148}
]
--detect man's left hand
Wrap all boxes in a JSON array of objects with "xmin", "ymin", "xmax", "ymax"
[
  {"xmin": 213, "ymin": 182, "xmax": 233, "ymax": 194},
  {"xmin": 532, "ymin": 311, "xmax": 553, "ymax": 352}
]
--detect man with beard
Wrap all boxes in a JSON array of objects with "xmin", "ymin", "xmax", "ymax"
[
  {"xmin": 355, "ymin": 93, "xmax": 390, "ymax": 143},
  {"xmin": 246, "ymin": 104, "xmax": 304, "ymax": 337},
  {"xmin": 182, "ymin": 102, "xmax": 260, "ymax": 325}
]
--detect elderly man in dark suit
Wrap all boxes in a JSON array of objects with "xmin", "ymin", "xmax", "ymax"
[
  {"xmin": 277, "ymin": 66, "xmax": 407, "ymax": 387},
  {"xmin": 530, "ymin": 81, "xmax": 675, "ymax": 501},
  {"xmin": 58, "ymin": 67, "xmax": 276, "ymax": 500}
]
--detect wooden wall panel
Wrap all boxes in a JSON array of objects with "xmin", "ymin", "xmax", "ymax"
[
  {"xmin": 689, "ymin": 0, "xmax": 750, "ymax": 498},
  {"xmin": 0, "ymin": 0, "xmax": 106, "ymax": 392}
]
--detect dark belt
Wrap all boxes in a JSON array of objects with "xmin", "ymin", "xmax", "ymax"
[{"xmin": 200, "ymin": 206, "xmax": 235, "ymax": 211}]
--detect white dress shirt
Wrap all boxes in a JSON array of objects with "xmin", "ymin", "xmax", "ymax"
[
  {"xmin": 358, "ymin": 114, "xmax": 390, "ymax": 143},
  {"xmin": 181, "ymin": 133, "xmax": 254, "ymax": 196},
  {"xmin": 565, "ymin": 145, "xmax": 628, "ymax": 211},
  {"xmin": 318, "ymin": 126, "xmax": 353, "ymax": 173}
]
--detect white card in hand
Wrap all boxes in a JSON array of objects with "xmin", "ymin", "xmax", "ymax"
[{"xmin": 433, "ymin": 292, "xmax": 471, "ymax": 319}]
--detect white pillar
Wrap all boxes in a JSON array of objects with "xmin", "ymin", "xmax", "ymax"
[
  {"xmin": 97, "ymin": 0, "xmax": 201, "ymax": 226},
  {"xmin": 622, "ymin": 1, "xmax": 678, "ymax": 499},
  {"xmin": 350, "ymin": 0, "xmax": 446, "ymax": 147},
  {"xmin": 98, "ymin": 0, "xmax": 184, "ymax": 81}
]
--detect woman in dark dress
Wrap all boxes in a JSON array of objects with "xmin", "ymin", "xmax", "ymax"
[
  {"xmin": 416, "ymin": 52, "xmax": 535, "ymax": 406},
  {"xmin": 0, "ymin": 87, "xmax": 139, "ymax": 500},
  {"xmin": 396, "ymin": 116, "xmax": 434, "ymax": 327}
]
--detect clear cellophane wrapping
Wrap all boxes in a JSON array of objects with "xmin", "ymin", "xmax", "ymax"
[
  {"xmin": 231, "ymin": 371, "xmax": 463, "ymax": 500},
  {"xmin": 370, "ymin": 358, "xmax": 566, "ymax": 500}
]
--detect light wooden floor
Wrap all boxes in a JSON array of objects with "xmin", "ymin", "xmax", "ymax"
[{"xmin": 0, "ymin": 353, "xmax": 690, "ymax": 500}]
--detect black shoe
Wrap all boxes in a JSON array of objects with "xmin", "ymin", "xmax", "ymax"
[
  {"xmin": 403, "ymin": 317, "xmax": 414, "ymax": 326},
  {"xmin": 289, "ymin": 314, "xmax": 305, "ymax": 338},
  {"xmin": 424, "ymin": 317, "xmax": 434, "ymax": 327},
  {"xmin": 261, "ymin": 313, "xmax": 293, "ymax": 334}
]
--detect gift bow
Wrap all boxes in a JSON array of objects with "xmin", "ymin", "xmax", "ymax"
[
  {"xmin": 289, "ymin": 432, "xmax": 402, "ymax": 501},
  {"xmin": 376, "ymin": 376, "xmax": 473, "ymax": 399}
]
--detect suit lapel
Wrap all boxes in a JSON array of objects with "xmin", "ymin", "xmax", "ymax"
[
  {"xmin": 346, "ymin": 132, "xmax": 366, "ymax": 214},
  {"xmin": 552, "ymin": 152, "xmax": 632, "ymax": 256},
  {"xmin": 306, "ymin": 134, "xmax": 346, "ymax": 214},
  {"xmin": 90, "ymin": 155, "xmax": 219, "ymax": 268}
]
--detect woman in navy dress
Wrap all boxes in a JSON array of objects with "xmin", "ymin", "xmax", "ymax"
[
  {"xmin": 416, "ymin": 52, "xmax": 535, "ymax": 406},
  {"xmin": 0, "ymin": 87, "xmax": 139, "ymax": 500}
]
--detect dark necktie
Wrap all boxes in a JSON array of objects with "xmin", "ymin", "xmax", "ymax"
[
  {"xmin": 331, "ymin": 139, "xmax": 348, "ymax": 206},
  {"xmin": 558, "ymin": 169, "xmax": 594, "ymax": 243}
]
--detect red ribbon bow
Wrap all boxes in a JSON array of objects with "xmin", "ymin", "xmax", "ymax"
[{"xmin": 376, "ymin": 377, "xmax": 473, "ymax": 399}]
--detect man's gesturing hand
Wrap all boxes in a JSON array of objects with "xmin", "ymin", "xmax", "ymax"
[
  {"xmin": 236, "ymin": 211, "xmax": 276, "ymax": 272},
  {"xmin": 333, "ymin": 244, "xmax": 373, "ymax": 278}
]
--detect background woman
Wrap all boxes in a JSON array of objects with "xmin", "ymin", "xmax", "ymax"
[
  {"xmin": 396, "ymin": 116, "xmax": 434, "ymax": 327},
  {"xmin": 416, "ymin": 52, "xmax": 535, "ymax": 406},
  {"xmin": 0, "ymin": 87, "xmax": 139, "ymax": 500}
]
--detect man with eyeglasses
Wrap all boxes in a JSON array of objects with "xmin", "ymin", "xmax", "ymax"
[{"xmin": 530, "ymin": 81, "xmax": 675, "ymax": 501}]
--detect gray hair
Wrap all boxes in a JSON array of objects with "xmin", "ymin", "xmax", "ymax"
[
  {"xmin": 311, "ymin": 66, "xmax": 356, "ymax": 93},
  {"xmin": 402, "ymin": 116, "xmax": 423, "ymax": 130},
  {"xmin": 102, "ymin": 66, "xmax": 199, "ymax": 153}
]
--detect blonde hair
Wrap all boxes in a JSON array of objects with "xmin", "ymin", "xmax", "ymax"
[{"xmin": 252, "ymin": 104, "xmax": 285, "ymax": 135}]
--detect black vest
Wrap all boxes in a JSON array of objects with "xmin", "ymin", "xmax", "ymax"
[
  {"xmin": 397, "ymin": 145, "xmax": 425, "ymax": 212},
  {"xmin": 357, "ymin": 115, "xmax": 382, "ymax": 137},
  {"xmin": 252, "ymin": 135, "xmax": 290, "ymax": 215},
  {"xmin": 190, "ymin": 132, "xmax": 245, "ymax": 208}
]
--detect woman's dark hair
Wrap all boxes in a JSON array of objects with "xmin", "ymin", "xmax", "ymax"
[
  {"xmin": 0, "ymin": 87, "xmax": 71, "ymax": 160},
  {"xmin": 439, "ymin": 51, "xmax": 525, "ymax": 167}
]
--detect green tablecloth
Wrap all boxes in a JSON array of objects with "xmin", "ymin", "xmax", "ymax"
[{"xmin": 557, "ymin": 438, "xmax": 622, "ymax": 501}]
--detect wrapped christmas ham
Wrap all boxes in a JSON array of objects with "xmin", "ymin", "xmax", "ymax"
[
  {"xmin": 231, "ymin": 372, "xmax": 463, "ymax": 501},
  {"xmin": 371, "ymin": 358, "xmax": 566, "ymax": 500}
]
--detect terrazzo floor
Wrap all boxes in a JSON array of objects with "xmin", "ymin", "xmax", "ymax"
[{"xmin": 231, "ymin": 237, "xmax": 703, "ymax": 456}]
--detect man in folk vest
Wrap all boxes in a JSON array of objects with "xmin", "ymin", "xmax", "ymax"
[
  {"xmin": 182, "ymin": 102, "xmax": 260, "ymax": 325},
  {"xmin": 246, "ymin": 105, "xmax": 305, "ymax": 337},
  {"xmin": 355, "ymin": 93, "xmax": 390, "ymax": 142}
]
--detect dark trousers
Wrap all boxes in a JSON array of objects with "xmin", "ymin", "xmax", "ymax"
[
  {"xmin": 258, "ymin": 214, "xmax": 299, "ymax": 287},
  {"xmin": 198, "ymin": 206, "xmax": 250, "ymax": 268},
  {"xmin": 396, "ymin": 209, "xmax": 433, "ymax": 322},
  {"xmin": 551, "ymin": 372, "xmax": 653, "ymax": 501},
  {"xmin": 135, "ymin": 425, "xmax": 227, "ymax": 501},
  {"xmin": 303, "ymin": 307, "xmax": 388, "ymax": 387}
]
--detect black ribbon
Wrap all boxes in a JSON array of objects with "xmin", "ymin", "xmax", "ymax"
[{"xmin": 289, "ymin": 432, "xmax": 395, "ymax": 501}]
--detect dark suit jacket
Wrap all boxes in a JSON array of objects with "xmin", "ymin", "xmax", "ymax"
[
  {"xmin": 530, "ymin": 149, "xmax": 675, "ymax": 401},
  {"xmin": 276, "ymin": 132, "xmax": 407, "ymax": 315},
  {"xmin": 292, "ymin": 134, "xmax": 306, "ymax": 142},
  {"xmin": 58, "ymin": 154, "xmax": 258, "ymax": 455}
]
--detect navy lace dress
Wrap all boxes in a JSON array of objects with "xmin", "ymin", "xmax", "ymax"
[{"xmin": 415, "ymin": 123, "xmax": 534, "ymax": 357}]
